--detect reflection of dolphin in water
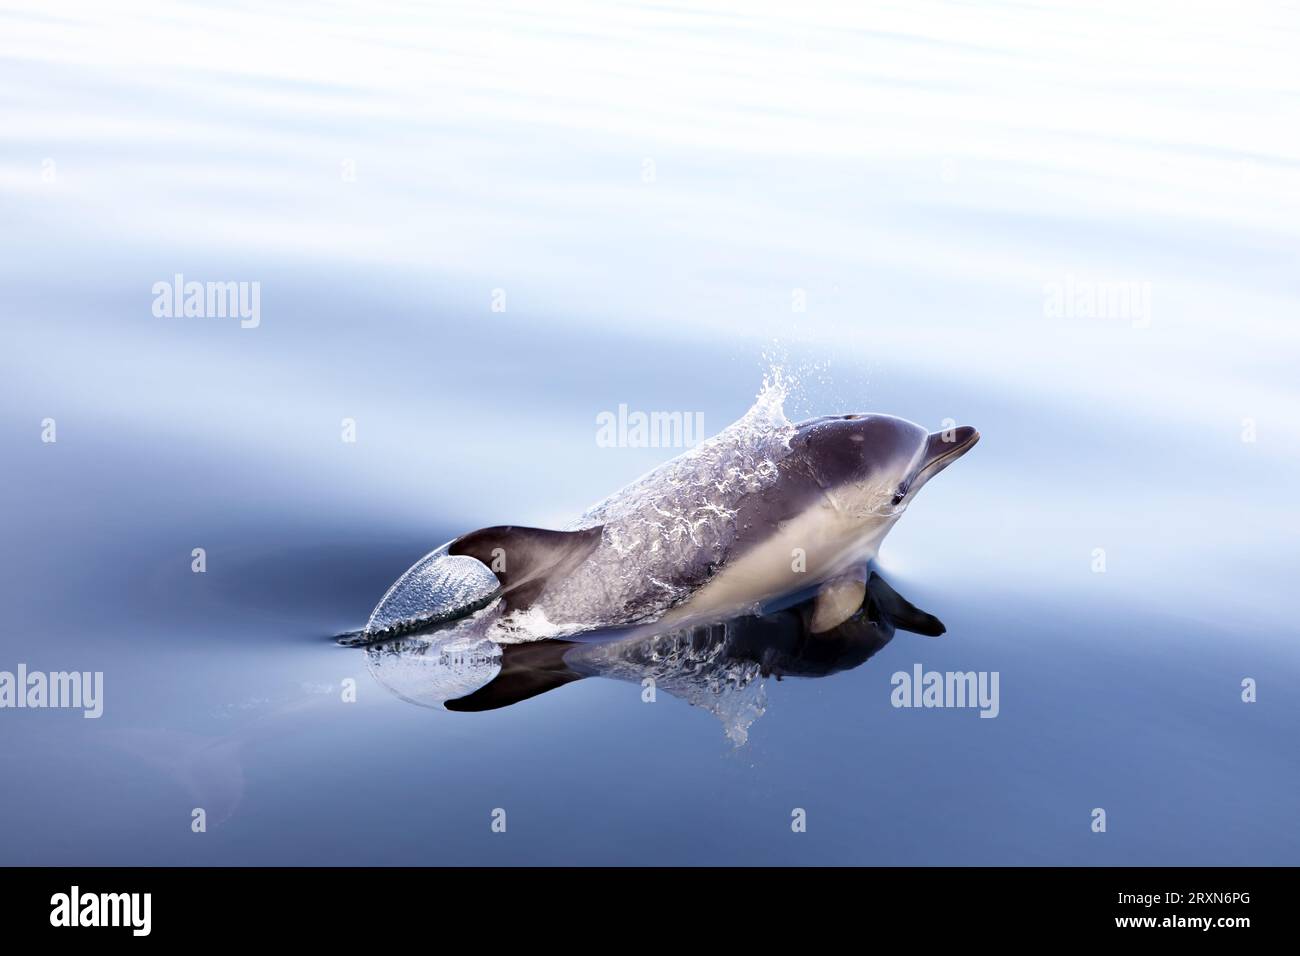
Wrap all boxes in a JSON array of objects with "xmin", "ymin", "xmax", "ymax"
[
  {"xmin": 365, "ymin": 386, "xmax": 978, "ymax": 641},
  {"xmin": 361, "ymin": 571, "xmax": 944, "ymax": 744}
]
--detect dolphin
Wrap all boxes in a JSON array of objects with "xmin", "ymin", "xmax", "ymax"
[{"xmin": 366, "ymin": 411, "xmax": 978, "ymax": 640}]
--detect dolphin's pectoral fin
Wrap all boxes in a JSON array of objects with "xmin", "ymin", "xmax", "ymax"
[
  {"xmin": 809, "ymin": 566, "xmax": 869, "ymax": 633},
  {"xmin": 448, "ymin": 524, "xmax": 604, "ymax": 613},
  {"xmin": 866, "ymin": 572, "xmax": 945, "ymax": 637}
]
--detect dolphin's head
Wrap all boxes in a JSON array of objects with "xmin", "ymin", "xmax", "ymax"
[{"xmin": 793, "ymin": 413, "xmax": 980, "ymax": 523}]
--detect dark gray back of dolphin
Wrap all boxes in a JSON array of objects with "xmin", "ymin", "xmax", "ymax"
[{"xmin": 446, "ymin": 414, "xmax": 978, "ymax": 620}]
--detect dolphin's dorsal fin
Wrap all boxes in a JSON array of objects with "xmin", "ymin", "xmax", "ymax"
[
  {"xmin": 809, "ymin": 566, "xmax": 869, "ymax": 633},
  {"xmin": 445, "ymin": 640, "xmax": 583, "ymax": 712},
  {"xmin": 866, "ymin": 572, "xmax": 945, "ymax": 637},
  {"xmin": 448, "ymin": 525, "xmax": 604, "ymax": 613}
]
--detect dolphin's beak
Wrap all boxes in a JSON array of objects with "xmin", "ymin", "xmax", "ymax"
[{"xmin": 913, "ymin": 426, "xmax": 979, "ymax": 490}]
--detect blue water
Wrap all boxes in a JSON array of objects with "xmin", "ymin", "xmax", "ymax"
[{"xmin": 2, "ymin": 0, "xmax": 1298, "ymax": 865}]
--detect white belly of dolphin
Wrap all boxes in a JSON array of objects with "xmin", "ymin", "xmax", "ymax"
[{"xmin": 660, "ymin": 501, "xmax": 897, "ymax": 626}]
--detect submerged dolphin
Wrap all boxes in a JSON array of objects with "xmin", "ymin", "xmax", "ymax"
[
  {"xmin": 368, "ymin": 410, "xmax": 978, "ymax": 640},
  {"xmin": 362, "ymin": 571, "xmax": 946, "ymax": 743},
  {"xmin": 446, "ymin": 571, "xmax": 945, "ymax": 709}
]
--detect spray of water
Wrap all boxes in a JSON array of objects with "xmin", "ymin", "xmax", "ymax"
[{"xmin": 364, "ymin": 367, "xmax": 803, "ymax": 642}]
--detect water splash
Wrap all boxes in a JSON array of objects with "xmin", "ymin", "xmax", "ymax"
[
  {"xmin": 364, "ymin": 623, "xmax": 504, "ymax": 709},
  {"xmin": 544, "ymin": 368, "xmax": 797, "ymax": 627},
  {"xmin": 569, "ymin": 627, "xmax": 768, "ymax": 746},
  {"xmin": 363, "ymin": 368, "xmax": 803, "ymax": 641},
  {"xmin": 364, "ymin": 549, "xmax": 500, "ymax": 639}
]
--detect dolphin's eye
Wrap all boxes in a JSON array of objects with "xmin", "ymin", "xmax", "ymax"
[{"xmin": 891, "ymin": 484, "xmax": 909, "ymax": 506}]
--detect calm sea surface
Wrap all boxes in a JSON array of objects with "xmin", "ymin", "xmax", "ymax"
[{"xmin": 1, "ymin": 0, "xmax": 1297, "ymax": 864}]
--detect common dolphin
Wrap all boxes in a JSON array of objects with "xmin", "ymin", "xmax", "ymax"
[{"xmin": 366, "ymin": 408, "xmax": 978, "ymax": 640}]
